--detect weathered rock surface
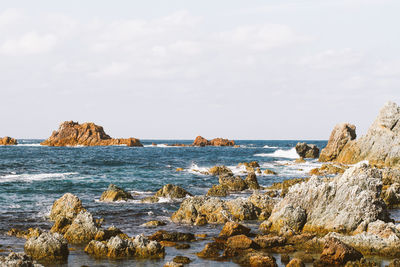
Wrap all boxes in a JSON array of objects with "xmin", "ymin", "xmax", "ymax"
[
  {"xmin": 321, "ymin": 102, "xmax": 400, "ymax": 167},
  {"xmin": 191, "ymin": 136, "xmax": 235, "ymax": 146},
  {"xmin": 253, "ymin": 235, "xmax": 286, "ymax": 249},
  {"xmin": 141, "ymin": 220, "xmax": 167, "ymax": 227},
  {"xmin": 248, "ymin": 193, "xmax": 278, "ymax": 221},
  {"xmin": 148, "ymin": 230, "xmax": 195, "ymax": 242},
  {"xmin": 63, "ymin": 210, "xmax": 99, "ymax": 244},
  {"xmin": 208, "ymin": 165, "xmax": 233, "ymax": 176},
  {"xmin": 265, "ymin": 163, "xmax": 390, "ymax": 235},
  {"xmin": 286, "ymin": 258, "xmax": 305, "ymax": 267},
  {"xmin": 41, "ymin": 121, "xmax": 143, "ymax": 147},
  {"xmin": 155, "ymin": 184, "xmax": 192, "ymax": 198},
  {"xmin": 206, "ymin": 184, "xmax": 229, "ymax": 197},
  {"xmin": 295, "ymin": 142, "xmax": 320, "ymax": 158},
  {"xmin": 100, "ymin": 184, "xmax": 133, "ymax": 202},
  {"xmin": 319, "ymin": 123, "xmax": 357, "ymax": 162},
  {"xmin": 382, "ymin": 183, "xmax": 400, "ymax": 207},
  {"xmin": 244, "ymin": 172, "xmax": 260, "ymax": 190},
  {"xmin": 49, "ymin": 193, "xmax": 85, "ymax": 221},
  {"xmin": 24, "ymin": 232, "xmax": 68, "ymax": 262},
  {"xmin": 267, "ymin": 178, "xmax": 308, "ymax": 197},
  {"xmin": 309, "ymin": 164, "xmax": 346, "ymax": 176},
  {"xmin": 219, "ymin": 174, "xmax": 248, "ymax": 191},
  {"xmin": 0, "ymin": 136, "xmax": 18, "ymax": 145},
  {"xmin": 219, "ymin": 222, "xmax": 251, "ymax": 238},
  {"xmin": 319, "ymin": 237, "xmax": 363, "ymax": 265},
  {"xmin": 0, "ymin": 252, "xmax": 43, "ymax": 267},
  {"xmin": 7, "ymin": 228, "xmax": 42, "ymax": 239}
]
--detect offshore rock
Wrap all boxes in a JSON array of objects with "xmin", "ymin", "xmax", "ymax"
[
  {"xmin": 41, "ymin": 121, "xmax": 143, "ymax": 147},
  {"xmin": 207, "ymin": 184, "xmax": 229, "ymax": 197},
  {"xmin": 208, "ymin": 165, "xmax": 233, "ymax": 176},
  {"xmin": 0, "ymin": 252, "xmax": 43, "ymax": 267},
  {"xmin": 219, "ymin": 222, "xmax": 251, "ymax": 238},
  {"xmin": 192, "ymin": 136, "xmax": 235, "ymax": 147},
  {"xmin": 141, "ymin": 220, "xmax": 167, "ymax": 227},
  {"xmin": 219, "ymin": 174, "xmax": 248, "ymax": 191},
  {"xmin": 319, "ymin": 123, "xmax": 357, "ymax": 162},
  {"xmin": 148, "ymin": 230, "xmax": 195, "ymax": 242},
  {"xmin": 100, "ymin": 184, "xmax": 133, "ymax": 202},
  {"xmin": 295, "ymin": 142, "xmax": 320, "ymax": 158},
  {"xmin": 7, "ymin": 228, "xmax": 42, "ymax": 239},
  {"xmin": 94, "ymin": 226, "xmax": 128, "ymax": 241},
  {"xmin": 244, "ymin": 172, "xmax": 260, "ymax": 190},
  {"xmin": 49, "ymin": 193, "xmax": 85, "ymax": 221},
  {"xmin": 63, "ymin": 211, "xmax": 99, "ymax": 244},
  {"xmin": 154, "ymin": 184, "xmax": 192, "ymax": 198},
  {"xmin": 24, "ymin": 232, "xmax": 68, "ymax": 262},
  {"xmin": 319, "ymin": 237, "xmax": 363, "ymax": 265},
  {"xmin": 0, "ymin": 136, "xmax": 17, "ymax": 145},
  {"xmin": 266, "ymin": 163, "xmax": 389, "ymax": 235}
]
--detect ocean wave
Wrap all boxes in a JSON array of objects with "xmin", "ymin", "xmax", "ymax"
[
  {"xmin": 16, "ymin": 143, "xmax": 43, "ymax": 147},
  {"xmin": 144, "ymin": 144, "xmax": 170, "ymax": 148},
  {"xmin": 0, "ymin": 172, "xmax": 78, "ymax": 183},
  {"xmin": 188, "ymin": 163, "xmax": 209, "ymax": 175},
  {"xmin": 255, "ymin": 148, "xmax": 298, "ymax": 159},
  {"xmin": 263, "ymin": 145, "xmax": 278, "ymax": 148}
]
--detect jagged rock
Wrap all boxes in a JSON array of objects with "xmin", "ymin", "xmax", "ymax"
[
  {"xmin": 382, "ymin": 183, "xmax": 400, "ymax": 207},
  {"xmin": 207, "ymin": 184, "xmax": 229, "ymax": 197},
  {"xmin": 321, "ymin": 102, "xmax": 400, "ymax": 167},
  {"xmin": 148, "ymin": 230, "xmax": 195, "ymax": 242},
  {"xmin": 309, "ymin": 164, "xmax": 346, "ymax": 176},
  {"xmin": 51, "ymin": 217, "xmax": 72, "ymax": 234},
  {"xmin": 171, "ymin": 196, "xmax": 258, "ymax": 224},
  {"xmin": 319, "ymin": 123, "xmax": 357, "ymax": 162},
  {"xmin": 173, "ymin": 256, "xmax": 191, "ymax": 264},
  {"xmin": 263, "ymin": 169, "xmax": 277, "ymax": 175},
  {"xmin": 382, "ymin": 168, "xmax": 400, "ymax": 185},
  {"xmin": 238, "ymin": 161, "xmax": 260, "ymax": 168},
  {"xmin": 209, "ymin": 166, "xmax": 233, "ymax": 176},
  {"xmin": 140, "ymin": 196, "xmax": 160, "ymax": 203},
  {"xmin": 63, "ymin": 211, "xmax": 99, "ymax": 244},
  {"xmin": 344, "ymin": 258, "xmax": 379, "ymax": 267},
  {"xmin": 49, "ymin": 193, "xmax": 85, "ymax": 221},
  {"xmin": 319, "ymin": 237, "xmax": 363, "ymax": 265},
  {"xmin": 24, "ymin": 232, "xmax": 68, "ymax": 262},
  {"xmin": 295, "ymin": 142, "xmax": 320, "ymax": 158},
  {"xmin": 192, "ymin": 136, "xmax": 235, "ymax": 146},
  {"xmin": 7, "ymin": 228, "xmax": 42, "ymax": 239},
  {"xmin": 244, "ymin": 172, "xmax": 260, "ymax": 190},
  {"xmin": 41, "ymin": 121, "xmax": 143, "ymax": 147},
  {"xmin": 286, "ymin": 258, "xmax": 305, "ymax": 267},
  {"xmin": 192, "ymin": 136, "xmax": 209, "ymax": 146},
  {"xmin": 0, "ymin": 137, "xmax": 17, "ymax": 145},
  {"xmin": 295, "ymin": 157, "xmax": 306, "ymax": 163},
  {"xmin": 254, "ymin": 235, "xmax": 286, "ymax": 249},
  {"xmin": 100, "ymin": 184, "xmax": 133, "ymax": 202},
  {"xmin": 154, "ymin": 184, "xmax": 192, "ymax": 198},
  {"xmin": 94, "ymin": 226, "xmax": 128, "ymax": 241},
  {"xmin": 267, "ymin": 178, "xmax": 308, "ymax": 197},
  {"xmin": 141, "ymin": 220, "xmax": 167, "ymax": 227},
  {"xmin": 234, "ymin": 250, "xmax": 277, "ymax": 267},
  {"xmin": 266, "ymin": 163, "xmax": 390, "ymax": 235},
  {"xmin": 196, "ymin": 242, "xmax": 224, "ymax": 258},
  {"xmin": 226, "ymin": 235, "xmax": 257, "ymax": 250},
  {"xmin": 219, "ymin": 222, "xmax": 251, "ymax": 238},
  {"xmin": 132, "ymin": 234, "xmax": 165, "ymax": 258},
  {"xmin": 0, "ymin": 252, "xmax": 43, "ymax": 267},
  {"xmin": 219, "ymin": 174, "xmax": 248, "ymax": 191},
  {"xmin": 248, "ymin": 193, "xmax": 278, "ymax": 220}
]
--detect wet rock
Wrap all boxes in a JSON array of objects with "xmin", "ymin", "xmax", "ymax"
[
  {"xmin": 234, "ymin": 250, "xmax": 277, "ymax": 267},
  {"xmin": 309, "ymin": 164, "xmax": 346, "ymax": 176},
  {"xmin": 24, "ymin": 232, "xmax": 68, "ymax": 262},
  {"xmin": 141, "ymin": 220, "xmax": 167, "ymax": 227},
  {"xmin": 196, "ymin": 242, "xmax": 223, "ymax": 259},
  {"xmin": 192, "ymin": 136, "xmax": 209, "ymax": 146},
  {"xmin": 154, "ymin": 184, "xmax": 192, "ymax": 199},
  {"xmin": 99, "ymin": 184, "xmax": 133, "ymax": 202},
  {"xmin": 0, "ymin": 252, "xmax": 43, "ymax": 267},
  {"xmin": 176, "ymin": 168, "xmax": 184, "ymax": 172},
  {"xmin": 266, "ymin": 163, "xmax": 389, "ymax": 235},
  {"xmin": 238, "ymin": 161, "xmax": 260, "ymax": 168},
  {"xmin": 219, "ymin": 222, "xmax": 251, "ymax": 238},
  {"xmin": 263, "ymin": 169, "xmax": 277, "ymax": 175},
  {"xmin": 219, "ymin": 174, "xmax": 248, "ymax": 191},
  {"xmin": 164, "ymin": 262, "xmax": 183, "ymax": 267},
  {"xmin": 175, "ymin": 243, "xmax": 190, "ymax": 249},
  {"xmin": 140, "ymin": 196, "xmax": 160, "ymax": 203},
  {"xmin": 173, "ymin": 256, "xmax": 191, "ymax": 264},
  {"xmin": 132, "ymin": 234, "xmax": 165, "ymax": 258},
  {"xmin": 292, "ymin": 252, "xmax": 313, "ymax": 263},
  {"xmin": 94, "ymin": 226, "xmax": 128, "ymax": 241},
  {"xmin": 148, "ymin": 230, "xmax": 195, "ymax": 242},
  {"xmin": 0, "ymin": 136, "xmax": 17, "ymax": 145},
  {"xmin": 319, "ymin": 237, "xmax": 363, "ymax": 265},
  {"xmin": 207, "ymin": 184, "xmax": 229, "ymax": 197},
  {"xmin": 63, "ymin": 211, "xmax": 99, "ymax": 244},
  {"xmin": 319, "ymin": 122, "xmax": 357, "ymax": 162},
  {"xmin": 254, "ymin": 235, "xmax": 286, "ymax": 249},
  {"xmin": 382, "ymin": 183, "xmax": 400, "ymax": 207},
  {"xmin": 49, "ymin": 193, "xmax": 85, "ymax": 221},
  {"xmin": 294, "ymin": 157, "xmax": 306, "ymax": 163},
  {"xmin": 209, "ymin": 166, "xmax": 233, "ymax": 176},
  {"xmin": 226, "ymin": 235, "xmax": 258, "ymax": 250},
  {"xmin": 248, "ymin": 193, "xmax": 278, "ymax": 220},
  {"xmin": 295, "ymin": 142, "xmax": 320, "ymax": 158},
  {"xmin": 41, "ymin": 121, "xmax": 143, "ymax": 147},
  {"xmin": 7, "ymin": 228, "xmax": 42, "ymax": 239},
  {"xmin": 244, "ymin": 172, "xmax": 260, "ymax": 190},
  {"xmin": 280, "ymin": 254, "xmax": 290, "ymax": 263},
  {"xmin": 286, "ymin": 258, "xmax": 305, "ymax": 267},
  {"xmin": 344, "ymin": 258, "xmax": 379, "ymax": 267}
]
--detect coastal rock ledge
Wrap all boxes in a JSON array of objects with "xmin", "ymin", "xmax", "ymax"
[{"xmin": 40, "ymin": 121, "xmax": 143, "ymax": 147}]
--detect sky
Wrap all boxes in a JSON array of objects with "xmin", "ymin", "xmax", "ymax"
[{"xmin": 0, "ymin": 0, "xmax": 399, "ymax": 140}]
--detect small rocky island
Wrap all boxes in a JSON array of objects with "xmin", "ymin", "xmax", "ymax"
[
  {"xmin": 169, "ymin": 135, "xmax": 235, "ymax": 147},
  {"xmin": 40, "ymin": 121, "xmax": 143, "ymax": 147},
  {"xmin": 0, "ymin": 136, "xmax": 18, "ymax": 145}
]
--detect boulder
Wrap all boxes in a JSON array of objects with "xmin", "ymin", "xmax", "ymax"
[
  {"xmin": 253, "ymin": 235, "xmax": 286, "ymax": 249},
  {"xmin": 263, "ymin": 169, "xmax": 277, "ymax": 175},
  {"xmin": 63, "ymin": 210, "xmax": 99, "ymax": 244},
  {"xmin": 207, "ymin": 184, "xmax": 229, "ymax": 197},
  {"xmin": 319, "ymin": 237, "xmax": 363, "ymax": 265},
  {"xmin": 154, "ymin": 184, "xmax": 192, "ymax": 199},
  {"xmin": 267, "ymin": 178, "xmax": 308, "ymax": 197},
  {"xmin": 219, "ymin": 174, "xmax": 248, "ymax": 191},
  {"xmin": 148, "ymin": 230, "xmax": 195, "ymax": 242},
  {"xmin": 208, "ymin": 166, "xmax": 233, "ymax": 176},
  {"xmin": 40, "ymin": 121, "xmax": 143, "ymax": 147},
  {"xmin": 309, "ymin": 164, "xmax": 346, "ymax": 176},
  {"xmin": 295, "ymin": 142, "xmax": 320, "ymax": 158},
  {"xmin": 266, "ymin": 163, "xmax": 390, "ymax": 235},
  {"xmin": 24, "ymin": 232, "xmax": 68, "ymax": 262},
  {"xmin": 382, "ymin": 183, "xmax": 400, "ymax": 207},
  {"xmin": 132, "ymin": 234, "xmax": 165, "ymax": 258},
  {"xmin": 244, "ymin": 172, "xmax": 260, "ymax": 190},
  {"xmin": 0, "ymin": 136, "xmax": 17, "ymax": 145},
  {"xmin": 209, "ymin": 138, "xmax": 235, "ymax": 146},
  {"xmin": 99, "ymin": 184, "xmax": 133, "ymax": 202},
  {"xmin": 248, "ymin": 193, "xmax": 278, "ymax": 220},
  {"xmin": 49, "ymin": 193, "xmax": 85, "ymax": 221},
  {"xmin": 0, "ymin": 252, "xmax": 43, "ymax": 267},
  {"xmin": 196, "ymin": 242, "xmax": 224, "ymax": 258},
  {"xmin": 192, "ymin": 136, "xmax": 210, "ymax": 146},
  {"xmin": 141, "ymin": 220, "xmax": 167, "ymax": 227},
  {"xmin": 234, "ymin": 250, "xmax": 278, "ymax": 267},
  {"xmin": 7, "ymin": 228, "xmax": 42, "ymax": 239},
  {"xmin": 286, "ymin": 258, "xmax": 305, "ymax": 267},
  {"xmin": 172, "ymin": 255, "xmax": 191, "ymax": 264},
  {"xmin": 226, "ymin": 235, "xmax": 257, "ymax": 250},
  {"xmin": 219, "ymin": 222, "xmax": 251, "ymax": 238}
]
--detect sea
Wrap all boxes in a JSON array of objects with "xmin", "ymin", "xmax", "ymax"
[{"xmin": 0, "ymin": 139, "xmax": 394, "ymax": 266}]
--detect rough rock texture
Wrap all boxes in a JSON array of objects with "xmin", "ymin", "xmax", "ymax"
[
  {"xmin": 388, "ymin": 259, "xmax": 400, "ymax": 267},
  {"xmin": 248, "ymin": 193, "xmax": 278, "ymax": 221},
  {"xmin": 319, "ymin": 123, "xmax": 357, "ymax": 162},
  {"xmin": 100, "ymin": 184, "xmax": 133, "ymax": 202},
  {"xmin": 208, "ymin": 166, "xmax": 233, "ymax": 176},
  {"xmin": 0, "ymin": 136, "xmax": 18, "ymax": 145},
  {"xmin": 206, "ymin": 184, "xmax": 229, "ymax": 197},
  {"xmin": 244, "ymin": 172, "xmax": 260, "ymax": 190},
  {"xmin": 24, "ymin": 232, "xmax": 68, "ymax": 262},
  {"xmin": 49, "ymin": 193, "xmax": 85, "ymax": 221},
  {"xmin": 382, "ymin": 183, "xmax": 400, "ymax": 207},
  {"xmin": 141, "ymin": 220, "xmax": 167, "ymax": 227},
  {"xmin": 192, "ymin": 136, "xmax": 235, "ymax": 147},
  {"xmin": 309, "ymin": 164, "xmax": 346, "ymax": 176},
  {"xmin": 295, "ymin": 142, "xmax": 320, "ymax": 158},
  {"xmin": 63, "ymin": 211, "xmax": 99, "ymax": 244},
  {"xmin": 266, "ymin": 163, "xmax": 390, "ymax": 235},
  {"xmin": 219, "ymin": 222, "xmax": 251, "ymax": 238},
  {"xmin": 219, "ymin": 174, "xmax": 248, "ymax": 191},
  {"xmin": 154, "ymin": 184, "xmax": 192, "ymax": 198},
  {"xmin": 148, "ymin": 230, "xmax": 195, "ymax": 242},
  {"xmin": 319, "ymin": 237, "xmax": 363, "ymax": 265},
  {"xmin": 253, "ymin": 235, "xmax": 286, "ymax": 249},
  {"xmin": 226, "ymin": 235, "xmax": 257, "ymax": 250},
  {"xmin": 7, "ymin": 228, "xmax": 42, "ymax": 239},
  {"xmin": 286, "ymin": 258, "xmax": 305, "ymax": 267},
  {"xmin": 321, "ymin": 102, "xmax": 400, "ymax": 167},
  {"xmin": 267, "ymin": 178, "xmax": 308, "ymax": 197},
  {"xmin": 41, "ymin": 121, "xmax": 143, "ymax": 147},
  {"xmin": 0, "ymin": 252, "xmax": 43, "ymax": 267},
  {"xmin": 171, "ymin": 196, "xmax": 259, "ymax": 224}
]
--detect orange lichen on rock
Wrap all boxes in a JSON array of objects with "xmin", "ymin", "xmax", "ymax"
[{"xmin": 0, "ymin": 136, "xmax": 17, "ymax": 145}]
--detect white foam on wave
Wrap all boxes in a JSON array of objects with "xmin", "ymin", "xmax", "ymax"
[
  {"xmin": 262, "ymin": 159, "xmax": 322, "ymax": 176},
  {"xmin": 255, "ymin": 147, "xmax": 298, "ymax": 159},
  {"xmin": 188, "ymin": 163, "xmax": 209, "ymax": 175},
  {"xmin": 0, "ymin": 172, "xmax": 78, "ymax": 183},
  {"xmin": 16, "ymin": 143, "xmax": 43, "ymax": 147},
  {"xmin": 263, "ymin": 145, "xmax": 278, "ymax": 148}
]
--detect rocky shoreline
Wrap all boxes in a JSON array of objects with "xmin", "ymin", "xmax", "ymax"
[{"xmin": 2, "ymin": 101, "xmax": 400, "ymax": 267}]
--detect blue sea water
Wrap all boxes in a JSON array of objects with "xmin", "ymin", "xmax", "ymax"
[{"xmin": 0, "ymin": 139, "xmax": 329, "ymax": 266}]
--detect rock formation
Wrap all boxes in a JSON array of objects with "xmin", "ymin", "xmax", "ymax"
[
  {"xmin": 295, "ymin": 142, "xmax": 320, "ymax": 158},
  {"xmin": 0, "ymin": 136, "xmax": 17, "ymax": 145},
  {"xmin": 141, "ymin": 184, "xmax": 192, "ymax": 203},
  {"xmin": 63, "ymin": 210, "xmax": 100, "ymax": 244},
  {"xmin": 320, "ymin": 102, "xmax": 400, "ymax": 167},
  {"xmin": 49, "ymin": 193, "xmax": 85, "ymax": 221},
  {"xmin": 0, "ymin": 252, "xmax": 43, "ymax": 267},
  {"xmin": 192, "ymin": 136, "xmax": 235, "ymax": 147},
  {"xmin": 24, "ymin": 232, "xmax": 69, "ymax": 262},
  {"xmin": 265, "ymin": 163, "xmax": 390, "ymax": 235},
  {"xmin": 319, "ymin": 237, "xmax": 363, "ymax": 265},
  {"xmin": 41, "ymin": 121, "xmax": 143, "ymax": 147},
  {"xmin": 100, "ymin": 184, "xmax": 133, "ymax": 202}
]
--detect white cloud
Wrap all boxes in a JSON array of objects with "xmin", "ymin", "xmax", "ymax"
[
  {"xmin": 0, "ymin": 31, "xmax": 57, "ymax": 55},
  {"xmin": 90, "ymin": 62, "xmax": 131, "ymax": 77},
  {"xmin": 0, "ymin": 8, "xmax": 22, "ymax": 27}
]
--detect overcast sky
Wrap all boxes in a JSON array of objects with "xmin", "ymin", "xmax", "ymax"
[{"xmin": 1, "ymin": 0, "xmax": 399, "ymax": 140}]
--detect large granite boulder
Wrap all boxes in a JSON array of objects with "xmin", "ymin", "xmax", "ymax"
[
  {"xmin": 321, "ymin": 102, "xmax": 400, "ymax": 167},
  {"xmin": 0, "ymin": 252, "xmax": 43, "ymax": 267},
  {"xmin": 49, "ymin": 193, "xmax": 85, "ymax": 221},
  {"xmin": 265, "ymin": 163, "xmax": 390, "ymax": 235},
  {"xmin": 0, "ymin": 136, "xmax": 18, "ymax": 145},
  {"xmin": 295, "ymin": 142, "xmax": 320, "ymax": 158},
  {"xmin": 41, "ymin": 121, "xmax": 143, "ymax": 147},
  {"xmin": 100, "ymin": 184, "xmax": 133, "ymax": 202},
  {"xmin": 24, "ymin": 232, "xmax": 68, "ymax": 262}
]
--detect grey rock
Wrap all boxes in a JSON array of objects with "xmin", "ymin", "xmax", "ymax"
[
  {"xmin": 24, "ymin": 232, "xmax": 68, "ymax": 262},
  {"xmin": 319, "ymin": 123, "xmax": 356, "ymax": 162},
  {"xmin": 295, "ymin": 142, "xmax": 320, "ymax": 158},
  {"xmin": 0, "ymin": 252, "xmax": 43, "ymax": 267}
]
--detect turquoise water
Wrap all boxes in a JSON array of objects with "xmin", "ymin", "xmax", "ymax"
[{"xmin": 0, "ymin": 139, "xmax": 327, "ymax": 266}]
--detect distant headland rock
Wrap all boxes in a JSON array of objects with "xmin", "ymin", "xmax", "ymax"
[
  {"xmin": 40, "ymin": 121, "xmax": 143, "ymax": 147},
  {"xmin": 0, "ymin": 136, "xmax": 18, "ymax": 145},
  {"xmin": 319, "ymin": 101, "xmax": 400, "ymax": 167},
  {"xmin": 170, "ymin": 136, "xmax": 235, "ymax": 147}
]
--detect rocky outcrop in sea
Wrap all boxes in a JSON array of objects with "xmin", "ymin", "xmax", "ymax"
[{"xmin": 0, "ymin": 136, "xmax": 17, "ymax": 145}]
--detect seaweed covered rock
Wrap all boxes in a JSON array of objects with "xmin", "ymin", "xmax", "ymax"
[
  {"xmin": 266, "ymin": 163, "xmax": 389, "ymax": 235},
  {"xmin": 0, "ymin": 252, "xmax": 43, "ymax": 267},
  {"xmin": 295, "ymin": 142, "xmax": 320, "ymax": 158},
  {"xmin": 0, "ymin": 136, "xmax": 17, "ymax": 145},
  {"xmin": 41, "ymin": 121, "xmax": 143, "ymax": 147},
  {"xmin": 154, "ymin": 184, "xmax": 192, "ymax": 198},
  {"xmin": 7, "ymin": 228, "xmax": 42, "ymax": 239},
  {"xmin": 100, "ymin": 184, "xmax": 133, "ymax": 202},
  {"xmin": 63, "ymin": 211, "xmax": 99, "ymax": 244},
  {"xmin": 24, "ymin": 232, "xmax": 68, "ymax": 262}
]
